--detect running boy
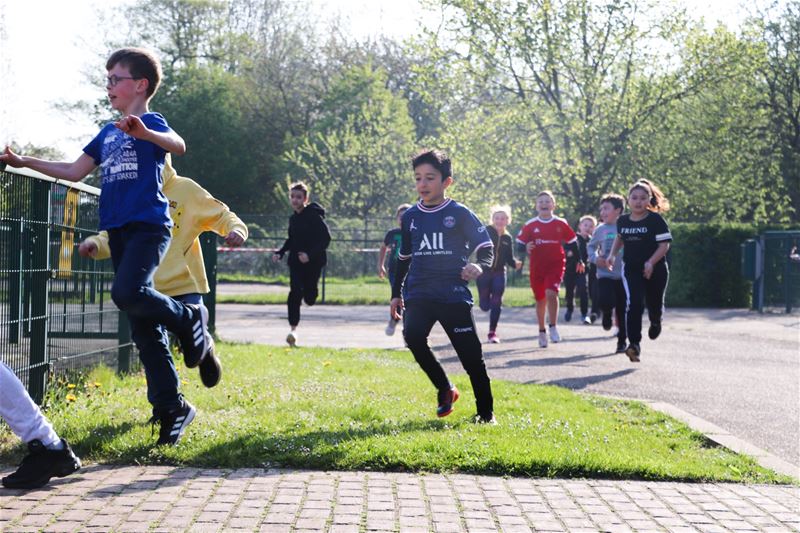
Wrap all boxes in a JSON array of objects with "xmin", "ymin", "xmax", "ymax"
[
  {"xmin": 80, "ymin": 155, "xmax": 248, "ymax": 412},
  {"xmin": 477, "ymin": 205, "xmax": 522, "ymax": 343},
  {"xmin": 390, "ymin": 149, "xmax": 496, "ymax": 424},
  {"xmin": 272, "ymin": 182, "xmax": 331, "ymax": 347},
  {"xmin": 516, "ymin": 191, "xmax": 581, "ymax": 348},
  {"xmin": 0, "ymin": 48, "xmax": 207, "ymax": 444},
  {"xmin": 607, "ymin": 180, "xmax": 672, "ymax": 362},
  {"xmin": 588, "ymin": 194, "xmax": 627, "ymax": 354},
  {"xmin": 562, "ymin": 216, "xmax": 593, "ymax": 324},
  {"xmin": 378, "ymin": 203, "xmax": 412, "ymax": 335},
  {"xmin": 1, "ymin": 364, "xmax": 81, "ymax": 489}
]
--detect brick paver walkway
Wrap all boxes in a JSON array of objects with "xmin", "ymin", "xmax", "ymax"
[{"xmin": 1, "ymin": 466, "xmax": 797, "ymax": 532}]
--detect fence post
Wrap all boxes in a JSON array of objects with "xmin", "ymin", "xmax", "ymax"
[
  {"xmin": 200, "ymin": 232, "xmax": 217, "ymax": 334},
  {"xmin": 117, "ymin": 311, "xmax": 131, "ymax": 374},
  {"xmin": 27, "ymin": 179, "xmax": 51, "ymax": 404},
  {"xmin": 7, "ymin": 217, "xmax": 21, "ymax": 344}
]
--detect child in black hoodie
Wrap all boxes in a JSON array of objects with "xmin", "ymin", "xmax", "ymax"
[{"xmin": 272, "ymin": 182, "xmax": 332, "ymax": 346}]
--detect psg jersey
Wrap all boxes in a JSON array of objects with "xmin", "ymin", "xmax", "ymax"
[{"xmin": 398, "ymin": 199, "xmax": 493, "ymax": 304}]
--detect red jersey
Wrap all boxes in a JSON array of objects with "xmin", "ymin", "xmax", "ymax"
[{"xmin": 516, "ymin": 216, "xmax": 577, "ymax": 270}]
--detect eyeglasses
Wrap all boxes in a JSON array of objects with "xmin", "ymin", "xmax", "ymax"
[{"xmin": 106, "ymin": 75, "xmax": 142, "ymax": 87}]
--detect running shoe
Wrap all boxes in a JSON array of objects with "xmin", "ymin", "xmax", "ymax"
[
  {"xmin": 625, "ymin": 343, "xmax": 641, "ymax": 362},
  {"xmin": 582, "ymin": 315, "xmax": 591, "ymax": 325},
  {"xmin": 602, "ymin": 312, "xmax": 613, "ymax": 330},
  {"xmin": 198, "ymin": 334, "xmax": 221, "ymax": 388},
  {"xmin": 473, "ymin": 413, "xmax": 497, "ymax": 425},
  {"xmin": 286, "ymin": 330, "xmax": 297, "ymax": 347},
  {"xmin": 385, "ymin": 317, "xmax": 399, "ymax": 336},
  {"xmin": 615, "ymin": 340, "xmax": 627, "ymax": 353},
  {"xmin": 180, "ymin": 304, "xmax": 209, "ymax": 368},
  {"xmin": 1, "ymin": 439, "xmax": 81, "ymax": 489},
  {"xmin": 564, "ymin": 309, "xmax": 573, "ymax": 322},
  {"xmin": 437, "ymin": 386, "xmax": 460, "ymax": 418},
  {"xmin": 648, "ymin": 321, "xmax": 662, "ymax": 340},
  {"xmin": 487, "ymin": 331, "xmax": 500, "ymax": 343},
  {"xmin": 590, "ymin": 313, "xmax": 598, "ymax": 324},
  {"xmin": 153, "ymin": 401, "xmax": 196, "ymax": 446},
  {"xmin": 549, "ymin": 325, "xmax": 561, "ymax": 343},
  {"xmin": 538, "ymin": 331, "xmax": 548, "ymax": 348}
]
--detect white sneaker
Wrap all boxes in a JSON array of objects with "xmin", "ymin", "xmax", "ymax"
[
  {"xmin": 549, "ymin": 325, "xmax": 561, "ymax": 343},
  {"xmin": 611, "ymin": 326, "xmax": 619, "ymax": 337},
  {"xmin": 385, "ymin": 317, "xmax": 399, "ymax": 336},
  {"xmin": 538, "ymin": 331, "xmax": 548, "ymax": 348},
  {"xmin": 582, "ymin": 315, "xmax": 591, "ymax": 325},
  {"xmin": 286, "ymin": 331, "xmax": 297, "ymax": 347}
]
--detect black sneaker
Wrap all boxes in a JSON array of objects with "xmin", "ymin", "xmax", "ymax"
[
  {"xmin": 198, "ymin": 335, "xmax": 221, "ymax": 388},
  {"xmin": 590, "ymin": 313, "xmax": 598, "ymax": 324},
  {"xmin": 602, "ymin": 312, "xmax": 613, "ymax": 330},
  {"xmin": 648, "ymin": 321, "xmax": 662, "ymax": 340},
  {"xmin": 473, "ymin": 413, "xmax": 497, "ymax": 425},
  {"xmin": 437, "ymin": 386, "xmax": 459, "ymax": 418},
  {"xmin": 564, "ymin": 309, "xmax": 573, "ymax": 322},
  {"xmin": 615, "ymin": 340, "xmax": 627, "ymax": 353},
  {"xmin": 625, "ymin": 343, "xmax": 641, "ymax": 362},
  {"xmin": 2, "ymin": 439, "xmax": 81, "ymax": 489},
  {"xmin": 181, "ymin": 305, "xmax": 209, "ymax": 368},
  {"xmin": 154, "ymin": 401, "xmax": 196, "ymax": 445}
]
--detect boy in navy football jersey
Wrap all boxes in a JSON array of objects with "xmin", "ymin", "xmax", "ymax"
[{"xmin": 389, "ymin": 149, "xmax": 496, "ymax": 424}]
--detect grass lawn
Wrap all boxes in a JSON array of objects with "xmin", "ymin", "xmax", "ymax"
[
  {"xmin": 217, "ymin": 276, "xmax": 537, "ymax": 307},
  {"xmin": 0, "ymin": 343, "xmax": 790, "ymax": 484}
]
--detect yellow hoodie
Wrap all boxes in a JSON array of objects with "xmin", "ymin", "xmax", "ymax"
[{"xmin": 86, "ymin": 156, "xmax": 248, "ymax": 297}]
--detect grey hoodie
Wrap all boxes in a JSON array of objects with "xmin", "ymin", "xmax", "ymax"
[{"xmin": 587, "ymin": 223, "xmax": 622, "ymax": 280}]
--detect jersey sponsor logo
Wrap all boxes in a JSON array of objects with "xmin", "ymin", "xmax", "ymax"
[
  {"xmin": 419, "ymin": 232, "xmax": 444, "ymax": 250},
  {"xmin": 452, "ymin": 326, "xmax": 473, "ymax": 333},
  {"xmin": 443, "ymin": 216, "xmax": 456, "ymax": 228}
]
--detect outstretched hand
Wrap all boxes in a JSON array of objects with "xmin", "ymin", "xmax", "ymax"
[
  {"xmin": 0, "ymin": 146, "xmax": 24, "ymax": 168},
  {"xmin": 78, "ymin": 241, "xmax": 98, "ymax": 258}
]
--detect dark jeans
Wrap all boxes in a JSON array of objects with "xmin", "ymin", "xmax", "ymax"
[
  {"xmin": 563, "ymin": 265, "xmax": 588, "ymax": 315},
  {"xmin": 597, "ymin": 278, "xmax": 627, "ymax": 344},
  {"xmin": 402, "ymin": 300, "xmax": 493, "ymax": 418},
  {"xmin": 288, "ymin": 262, "xmax": 324, "ymax": 327},
  {"xmin": 108, "ymin": 222, "xmax": 192, "ymax": 413},
  {"xmin": 476, "ymin": 270, "xmax": 506, "ymax": 332},
  {"xmin": 622, "ymin": 261, "xmax": 669, "ymax": 344}
]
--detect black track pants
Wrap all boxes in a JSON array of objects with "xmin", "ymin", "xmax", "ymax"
[
  {"xmin": 622, "ymin": 261, "xmax": 669, "ymax": 344},
  {"xmin": 597, "ymin": 277, "xmax": 627, "ymax": 344},
  {"xmin": 287, "ymin": 262, "xmax": 324, "ymax": 327},
  {"xmin": 402, "ymin": 300, "xmax": 494, "ymax": 418}
]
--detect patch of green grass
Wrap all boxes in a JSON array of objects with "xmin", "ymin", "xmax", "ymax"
[
  {"xmin": 0, "ymin": 344, "xmax": 790, "ymax": 483},
  {"xmin": 217, "ymin": 279, "xmax": 537, "ymax": 307}
]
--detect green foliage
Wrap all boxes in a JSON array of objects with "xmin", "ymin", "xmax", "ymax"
[
  {"xmin": 666, "ymin": 223, "xmax": 758, "ymax": 308},
  {"xmin": 1, "ymin": 344, "xmax": 788, "ymax": 483},
  {"xmin": 285, "ymin": 64, "xmax": 417, "ymax": 218}
]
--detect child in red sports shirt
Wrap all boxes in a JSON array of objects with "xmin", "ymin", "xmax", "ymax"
[{"xmin": 516, "ymin": 191, "xmax": 582, "ymax": 348}]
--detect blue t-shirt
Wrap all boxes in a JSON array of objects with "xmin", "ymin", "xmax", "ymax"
[
  {"xmin": 83, "ymin": 112, "xmax": 173, "ymax": 230},
  {"xmin": 398, "ymin": 199, "xmax": 492, "ymax": 304}
]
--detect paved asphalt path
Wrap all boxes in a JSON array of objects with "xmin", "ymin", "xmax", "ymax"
[{"xmin": 215, "ymin": 293, "xmax": 799, "ymax": 469}]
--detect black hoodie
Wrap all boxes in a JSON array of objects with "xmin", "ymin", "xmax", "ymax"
[{"xmin": 277, "ymin": 202, "xmax": 332, "ymax": 267}]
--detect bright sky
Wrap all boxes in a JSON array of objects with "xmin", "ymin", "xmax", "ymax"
[{"xmin": 0, "ymin": 0, "xmax": 756, "ymax": 157}]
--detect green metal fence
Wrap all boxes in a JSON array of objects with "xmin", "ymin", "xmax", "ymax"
[{"xmin": 0, "ymin": 166, "xmax": 136, "ymax": 403}]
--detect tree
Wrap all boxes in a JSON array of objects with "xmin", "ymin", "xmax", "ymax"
[
  {"xmin": 433, "ymin": 0, "xmax": 742, "ymax": 216},
  {"xmin": 285, "ymin": 64, "xmax": 417, "ymax": 219}
]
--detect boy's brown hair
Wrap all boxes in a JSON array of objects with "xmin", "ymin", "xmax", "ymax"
[
  {"xmin": 599, "ymin": 193, "xmax": 625, "ymax": 212},
  {"xmin": 536, "ymin": 190, "xmax": 556, "ymax": 202},
  {"xmin": 290, "ymin": 181, "xmax": 309, "ymax": 198},
  {"xmin": 106, "ymin": 48, "xmax": 162, "ymax": 99}
]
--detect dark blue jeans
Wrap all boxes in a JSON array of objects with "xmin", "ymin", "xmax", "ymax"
[{"xmin": 108, "ymin": 222, "xmax": 191, "ymax": 413}]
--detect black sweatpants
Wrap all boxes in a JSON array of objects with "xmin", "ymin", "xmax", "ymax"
[
  {"xmin": 622, "ymin": 261, "xmax": 669, "ymax": 344},
  {"xmin": 287, "ymin": 262, "xmax": 324, "ymax": 327},
  {"xmin": 563, "ymin": 266, "xmax": 588, "ymax": 315},
  {"xmin": 402, "ymin": 300, "xmax": 494, "ymax": 418},
  {"xmin": 597, "ymin": 277, "xmax": 627, "ymax": 344},
  {"xmin": 588, "ymin": 264, "xmax": 599, "ymax": 315}
]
